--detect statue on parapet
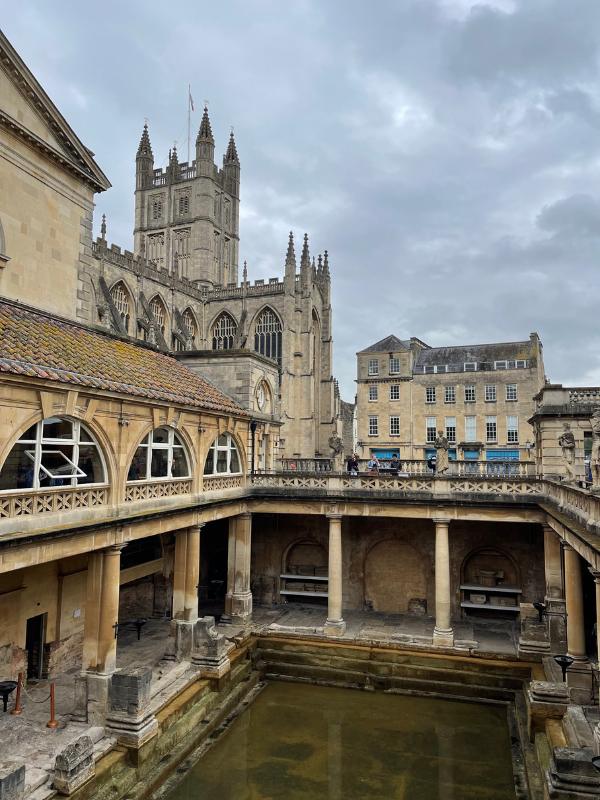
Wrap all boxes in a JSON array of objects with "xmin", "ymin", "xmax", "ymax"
[
  {"xmin": 590, "ymin": 409, "xmax": 600, "ymax": 490},
  {"xmin": 434, "ymin": 434, "xmax": 449, "ymax": 475},
  {"xmin": 558, "ymin": 422, "xmax": 576, "ymax": 482}
]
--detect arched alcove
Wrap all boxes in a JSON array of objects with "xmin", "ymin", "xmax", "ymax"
[{"xmin": 364, "ymin": 540, "xmax": 427, "ymax": 614}]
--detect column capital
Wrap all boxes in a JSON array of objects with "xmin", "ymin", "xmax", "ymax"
[
  {"xmin": 561, "ymin": 542, "xmax": 575, "ymax": 552},
  {"xmin": 588, "ymin": 566, "xmax": 600, "ymax": 582},
  {"xmin": 106, "ymin": 543, "xmax": 127, "ymax": 554},
  {"xmin": 432, "ymin": 517, "xmax": 450, "ymax": 525},
  {"xmin": 237, "ymin": 512, "xmax": 252, "ymax": 521},
  {"xmin": 326, "ymin": 513, "xmax": 343, "ymax": 520}
]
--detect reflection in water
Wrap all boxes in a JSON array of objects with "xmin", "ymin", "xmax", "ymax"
[{"xmin": 166, "ymin": 683, "xmax": 516, "ymax": 800}]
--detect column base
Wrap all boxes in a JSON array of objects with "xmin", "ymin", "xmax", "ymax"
[
  {"xmin": 223, "ymin": 592, "xmax": 253, "ymax": 623},
  {"xmin": 83, "ymin": 672, "xmax": 112, "ymax": 726},
  {"xmin": 106, "ymin": 710, "xmax": 158, "ymax": 749},
  {"xmin": 432, "ymin": 627, "xmax": 454, "ymax": 647},
  {"xmin": 566, "ymin": 659, "xmax": 593, "ymax": 705},
  {"xmin": 324, "ymin": 619, "xmax": 346, "ymax": 637},
  {"xmin": 174, "ymin": 619, "xmax": 196, "ymax": 660}
]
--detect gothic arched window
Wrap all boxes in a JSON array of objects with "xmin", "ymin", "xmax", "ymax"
[
  {"xmin": 254, "ymin": 307, "xmax": 282, "ymax": 366},
  {"xmin": 127, "ymin": 427, "xmax": 190, "ymax": 482},
  {"xmin": 212, "ymin": 312, "xmax": 237, "ymax": 350},
  {"xmin": 110, "ymin": 281, "xmax": 132, "ymax": 333},
  {"xmin": 0, "ymin": 418, "xmax": 106, "ymax": 491},
  {"xmin": 204, "ymin": 433, "xmax": 241, "ymax": 476},
  {"xmin": 182, "ymin": 308, "xmax": 196, "ymax": 345},
  {"xmin": 149, "ymin": 295, "xmax": 167, "ymax": 335}
]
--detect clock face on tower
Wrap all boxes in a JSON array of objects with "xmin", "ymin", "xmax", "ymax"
[{"xmin": 256, "ymin": 383, "xmax": 266, "ymax": 411}]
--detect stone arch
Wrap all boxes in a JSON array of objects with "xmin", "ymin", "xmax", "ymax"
[
  {"xmin": 109, "ymin": 279, "xmax": 135, "ymax": 334},
  {"xmin": 148, "ymin": 293, "xmax": 169, "ymax": 336},
  {"xmin": 364, "ymin": 539, "xmax": 427, "ymax": 614},
  {"xmin": 252, "ymin": 305, "xmax": 283, "ymax": 366},
  {"xmin": 210, "ymin": 310, "xmax": 238, "ymax": 350},
  {"xmin": 181, "ymin": 307, "xmax": 198, "ymax": 343},
  {"xmin": 460, "ymin": 546, "xmax": 520, "ymax": 590},
  {"xmin": 282, "ymin": 538, "xmax": 327, "ymax": 576}
]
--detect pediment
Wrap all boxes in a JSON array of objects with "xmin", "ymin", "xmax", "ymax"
[{"xmin": 0, "ymin": 31, "xmax": 110, "ymax": 192}]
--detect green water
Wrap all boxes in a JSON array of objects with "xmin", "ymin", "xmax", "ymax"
[{"xmin": 166, "ymin": 683, "xmax": 517, "ymax": 800}]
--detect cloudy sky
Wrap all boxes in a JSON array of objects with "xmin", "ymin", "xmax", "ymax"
[{"xmin": 3, "ymin": 0, "xmax": 600, "ymax": 398}]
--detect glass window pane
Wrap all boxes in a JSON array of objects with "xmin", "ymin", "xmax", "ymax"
[
  {"xmin": 216, "ymin": 449, "xmax": 228, "ymax": 473},
  {"xmin": 128, "ymin": 447, "xmax": 147, "ymax": 481},
  {"xmin": 204, "ymin": 448, "xmax": 215, "ymax": 475},
  {"xmin": 0, "ymin": 442, "xmax": 35, "ymax": 490},
  {"xmin": 42, "ymin": 418, "xmax": 73, "ymax": 440},
  {"xmin": 171, "ymin": 448, "xmax": 188, "ymax": 478},
  {"xmin": 230, "ymin": 447, "xmax": 240, "ymax": 473},
  {"xmin": 217, "ymin": 433, "xmax": 228, "ymax": 447},
  {"xmin": 77, "ymin": 445, "xmax": 104, "ymax": 484},
  {"xmin": 19, "ymin": 424, "xmax": 37, "ymax": 442},
  {"xmin": 79, "ymin": 427, "xmax": 93, "ymax": 443},
  {"xmin": 153, "ymin": 428, "xmax": 170, "ymax": 445},
  {"xmin": 150, "ymin": 449, "xmax": 169, "ymax": 478}
]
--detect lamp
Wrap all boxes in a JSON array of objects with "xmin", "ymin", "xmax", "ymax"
[{"xmin": 553, "ymin": 654, "xmax": 574, "ymax": 682}]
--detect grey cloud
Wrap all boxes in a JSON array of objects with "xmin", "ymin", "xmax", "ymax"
[{"xmin": 537, "ymin": 194, "xmax": 600, "ymax": 237}]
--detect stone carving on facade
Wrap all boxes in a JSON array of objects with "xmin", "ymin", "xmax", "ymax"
[
  {"xmin": 328, "ymin": 433, "xmax": 344, "ymax": 470},
  {"xmin": 590, "ymin": 408, "xmax": 600, "ymax": 490},
  {"xmin": 558, "ymin": 423, "xmax": 576, "ymax": 482},
  {"xmin": 434, "ymin": 434, "xmax": 449, "ymax": 475}
]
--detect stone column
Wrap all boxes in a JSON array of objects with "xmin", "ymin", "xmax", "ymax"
[
  {"xmin": 591, "ymin": 569, "xmax": 600, "ymax": 755},
  {"xmin": 223, "ymin": 513, "xmax": 253, "ymax": 623},
  {"xmin": 82, "ymin": 551, "xmax": 104, "ymax": 671},
  {"xmin": 96, "ymin": 545, "xmax": 123, "ymax": 674},
  {"xmin": 433, "ymin": 518, "xmax": 454, "ymax": 647},
  {"xmin": 184, "ymin": 525, "xmax": 201, "ymax": 622},
  {"xmin": 544, "ymin": 524, "xmax": 567, "ymax": 651},
  {"xmin": 325, "ymin": 514, "xmax": 346, "ymax": 636},
  {"xmin": 564, "ymin": 545, "xmax": 587, "ymax": 661},
  {"xmin": 172, "ymin": 530, "xmax": 188, "ymax": 620}
]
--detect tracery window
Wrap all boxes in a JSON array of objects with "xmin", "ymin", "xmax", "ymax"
[
  {"xmin": 149, "ymin": 296, "xmax": 167, "ymax": 334},
  {"xmin": 127, "ymin": 427, "xmax": 190, "ymax": 482},
  {"xmin": 254, "ymin": 307, "xmax": 282, "ymax": 366},
  {"xmin": 212, "ymin": 312, "xmax": 237, "ymax": 350},
  {"xmin": 110, "ymin": 281, "xmax": 131, "ymax": 332},
  {"xmin": 182, "ymin": 308, "xmax": 196, "ymax": 345},
  {"xmin": 151, "ymin": 198, "xmax": 163, "ymax": 220},
  {"xmin": 178, "ymin": 195, "xmax": 189, "ymax": 216},
  {"xmin": 203, "ymin": 433, "xmax": 241, "ymax": 475},
  {"xmin": 0, "ymin": 418, "xmax": 106, "ymax": 491}
]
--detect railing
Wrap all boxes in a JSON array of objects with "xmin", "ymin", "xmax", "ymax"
[
  {"xmin": 281, "ymin": 458, "xmax": 333, "ymax": 473},
  {"xmin": 203, "ymin": 474, "xmax": 243, "ymax": 491},
  {"xmin": 0, "ymin": 485, "xmax": 109, "ymax": 518},
  {"xmin": 124, "ymin": 479, "xmax": 192, "ymax": 502},
  {"xmin": 354, "ymin": 459, "xmax": 536, "ymax": 478}
]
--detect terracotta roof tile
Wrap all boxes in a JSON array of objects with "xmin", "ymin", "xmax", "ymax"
[{"xmin": 0, "ymin": 301, "xmax": 246, "ymax": 416}]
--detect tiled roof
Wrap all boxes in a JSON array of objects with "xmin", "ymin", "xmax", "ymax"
[
  {"xmin": 0, "ymin": 301, "xmax": 246, "ymax": 415},
  {"xmin": 414, "ymin": 340, "xmax": 532, "ymax": 367},
  {"xmin": 358, "ymin": 335, "xmax": 413, "ymax": 354}
]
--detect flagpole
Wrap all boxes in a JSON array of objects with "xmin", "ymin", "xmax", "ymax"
[{"xmin": 187, "ymin": 84, "xmax": 191, "ymax": 165}]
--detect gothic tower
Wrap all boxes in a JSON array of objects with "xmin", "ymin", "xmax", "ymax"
[{"xmin": 133, "ymin": 107, "xmax": 240, "ymax": 288}]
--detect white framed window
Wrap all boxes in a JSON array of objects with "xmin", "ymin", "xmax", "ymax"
[
  {"xmin": 390, "ymin": 384, "xmax": 400, "ymax": 401},
  {"xmin": 204, "ymin": 433, "xmax": 242, "ymax": 475},
  {"xmin": 128, "ymin": 427, "xmax": 190, "ymax": 481},
  {"xmin": 368, "ymin": 359, "xmax": 379, "ymax": 376},
  {"xmin": 444, "ymin": 385, "xmax": 456, "ymax": 404},
  {"xmin": 368, "ymin": 385, "xmax": 378, "ymax": 402},
  {"xmin": 464, "ymin": 362, "xmax": 477, "ymax": 371},
  {"xmin": 426, "ymin": 417, "xmax": 437, "ymax": 443},
  {"xmin": 506, "ymin": 383, "xmax": 518, "ymax": 401},
  {"xmin": 368, "ymin": 416, "xmax": 379, "ymax": 436},
  {"xmin": 436, "ymin": 365, "xmax": 447, "ymax": 374},
  {"xmin": 494, "ymin": 360, "xmax": 507, "ymax": 370},
  {"xmin": 464, "ymin": 416, "xmax": 477, "ymax": 442},
  {"xmin": 486, "ymin": 416, "xmax": 497, "ymax": 443},
  {"xmin": 424, "ymin": 365, "xmax": 435, "ymax": 374},
  {"xmin": 425, "ymin": 386, "xmax": 436, "ymax": 404},
  {"xmin": 485, "ymin": 384, "xmax": 497, "ymax": 402},
  {"xmin": 464, "ymin": 385, "xmax": 476, "ymax": 402},
  {"xmin": 390, "ymin": 416, "xmax": 400, "ymax": 436},
  {"xmin": 0, "ymin": 417, "xmax": 106, "ymax": 491},
  {"xmin": 507, "ymin": 415, "xmax": 519, "ymax": 443},
  {"xmin": 389, "ymin": 356, "xmax": 400, "ymax": 375},
  {"xmin": 516, "ymin": 359, "xmax": 527, "ymax": 368},
  {"xmin": 445, "ymin": 417, "xmax": 456, "ymax": 443}
]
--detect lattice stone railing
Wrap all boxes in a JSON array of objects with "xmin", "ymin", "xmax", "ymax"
[
  {"xmin": 203, "ymin": 475, "xmax": 244, "ymax": 492},
  {"xmin": 124, "ymin": 479, "xmax": 193, "ymax": 502},
  {"xmin": 0, "ymin": 486, "xmax": 109, "ymax": 518}
]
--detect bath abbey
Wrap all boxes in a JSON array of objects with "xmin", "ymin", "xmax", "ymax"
[{"xmin": 3, "ymin": 25, "xmax": 600, "ymax": 800}]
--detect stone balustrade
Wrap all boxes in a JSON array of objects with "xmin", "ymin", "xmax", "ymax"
[
  {"xmin": 124, "ymin": 479, "xmax": 192, "ymax": 502},
  {"xmin": 0, "ymin": 485, "xmax": 109, "ymax": 518}
]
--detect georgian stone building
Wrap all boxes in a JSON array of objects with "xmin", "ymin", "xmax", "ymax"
[
  {"xmin": 73, "ymin": 111, "xmax": 346, "ymax": 462},
  {"xmin": 355, "ymin": 333, "xmax": 545, "ymax": 465}
]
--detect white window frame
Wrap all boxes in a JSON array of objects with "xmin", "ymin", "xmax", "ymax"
[
  {"xmin": 368, "ymin": 359, "xmax": 379, "ymax": 376},
  {"xmin": 390, "ymin": 384, "xmax": 400, "ymax": 401},
  {"xmin": 203, "ymin": 433, "xmax": 242, "ymax": 476},
  {"xmin": 368, "ymin": 415, "xmax": 379, "ymax": 436},
  {"xmin": 389, "ymin": 356, "xmax": 400, "ymax": 375},
  {"xmin": 485, "ymin": 384, "xmax": 497, "ymax": 402},
  {"xmin": 389, "ymin": 416, "xmax": 400, "ymax": 436},
  {"xmin": 464, "ymin": 416, "xmax": 477, "ymax": 442},
  {"xmin": 506, "ymin": 383, "xmax": 518, "ymax": 401},
  {"xmin": 444, "ymin": 385, "xmax": 456, "ymax": 404},
  {"xmin": 464, "ymin": 385, "xmax": 476, "ymax": 403},
  {"xmin": 494, "ymin": 360, "xmax": 508, "ymax": 370},
  {"xmin": 507, "ymin": 415, "xmax": 519, "ymax": 443},
  {"xmin": 445, "ymin": 417, "xmax": 456, "ymax": 443},
  {"xmin": 425, "ymin": 386, "xmax": 436, "ymax": 404},
  {"xmin": 129, "ymin": 427, "xmax": 191, "ymax": 482},
  {"xmin": 368, "ymin": 385, "xmax": 378, "ymax": 402},
  {"xmin": 426, "ymin": 417, "xmax": 437, "ymax": 443},
  {"xmin": 486, "ymin": 416, "xmax": 497, "ymax": 443},
  {"xmin": 516, "ymin": 359, "xmax": 527, "ymax": 369},
  {"xmin": 464, "ymin": 362, "xmax": 477, "ymax": 371}
]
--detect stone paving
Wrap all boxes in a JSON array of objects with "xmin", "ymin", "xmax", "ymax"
[{"xmin": 0, "ymin": 607, "xmax": 518, "ymax": 797}]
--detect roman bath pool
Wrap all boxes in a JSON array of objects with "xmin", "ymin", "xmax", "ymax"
[{"xmin": 158, "ymin": 682, "xmax": 518, "ymax": 799}]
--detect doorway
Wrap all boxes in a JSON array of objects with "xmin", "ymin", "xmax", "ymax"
[
  {"xmin": 25, "ymin": 613, "xmax": 46, "ymax": 680},
  {"xmin": 200, "ymin": 519, "xmax": 229, "ymax": 620}
]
